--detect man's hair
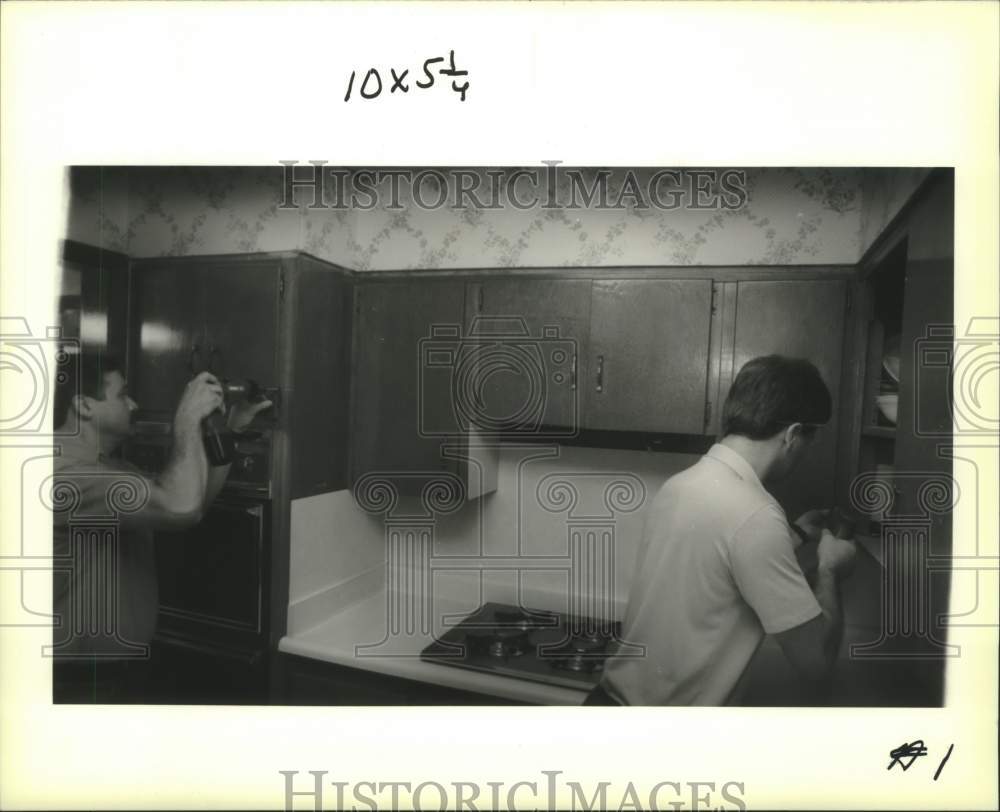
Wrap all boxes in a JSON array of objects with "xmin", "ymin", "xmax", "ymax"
[
  {"xmin": 53, "ymin": 352, "xmax": 125, "ymax": 428},
  {"xmin": 721, "ymin": 355, "xmax": 832, "ymax": 440}
]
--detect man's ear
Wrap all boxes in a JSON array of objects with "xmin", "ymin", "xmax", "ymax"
[{"xmin": 783, "ymin": 422, "xmax": 805, "ymax": 448}]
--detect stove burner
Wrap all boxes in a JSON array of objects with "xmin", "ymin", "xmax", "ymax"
[
  {"xmin": 569, "ymin": 634, "xmax": 607, "ymax": 655},
  {"xmin": 487, "ymin": 626, "xmax": 529, "ymax": 658},
  {"xmin": 556, "ymin": 654, "xmax": 604, "ymax": 673},
  {"xmin": 420, "ymin": 602, "xmax": 623, "ymax": 691}
]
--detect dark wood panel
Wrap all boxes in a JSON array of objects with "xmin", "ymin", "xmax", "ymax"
[
  {"xmin": 587, "ymin": 279, "xmax": 713, "ymax": 433},
  {"xmin": 350, "ymin": 279, "xmax": 466, "ymax": 482},
  {"xmin": 200, "ymin": 261, "xmax": 280, "ymax": 389},
  {"xmin": 467, "ymin": 278, "xmax": 591, "ymax": 433},
  {"xmin": 129, "ymin": 262, "xmax": 205, "ymax": 416},
  {"xmin": 727, "ymin": 279, "xmax": 847, "ymax": 519},
  {"xmin": 154, "ymin": 498, "xmax": 268, "ymax": 645},
  {"xmin": 892, "ymin": 174, "xmax": 953, "ymax": 700},
  {"xmin": 289, "ymin": 259, "xmax": 353, "ymax": 497},
  {"xmin": 360, "ymin": 265, "xmax": 855, "ymax": 282}
]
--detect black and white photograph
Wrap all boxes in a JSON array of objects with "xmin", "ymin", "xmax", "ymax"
[
  {"xmin": 1, "ymin": 2, "xmax": 996, "ymax": 811},
  {"xmin": 49, "ymin": 165, "xmax": 956, "ymax": 711}
]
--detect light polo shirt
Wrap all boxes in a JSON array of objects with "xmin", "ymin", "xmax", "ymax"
[
  {"xmin": 601, "ymin": 443, "xmax": 822, "ymax": 705},
  {"xmin": 51, "ymin": 436, "xmax": 159, "ymax": 658}
]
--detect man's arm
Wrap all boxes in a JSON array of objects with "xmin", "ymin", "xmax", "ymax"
[
  {"xmin": 114, "ymin": 372, "xmax": 223, "ymax": 528},
  {"xmin": 773, "ymin": 530, "xmax": 856, "ymax": 681}
]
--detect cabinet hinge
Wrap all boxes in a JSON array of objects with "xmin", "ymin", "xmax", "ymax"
[
  {"xmin": 279, "ymin": 271, "xmax": 286, "ymax": 299},
  {"xmin": 477, "ymin": 286, "xmax": 484, "ymax": 313},
  {"xmin": 845, "ymin": 286, "xmax": 852, "ymax": 313},
  {"xmin": 710, "ymin": 285, "xmax": 718, "ymax": 315}
]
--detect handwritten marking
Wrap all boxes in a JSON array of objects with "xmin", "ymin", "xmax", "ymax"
[
  {"xmin": 933, "ymin": 743, "xmax": 954, "ymax": 780},
  {"xmin": 345, "ymin": 51, "xmax": 468, "ymax": 102},
  {"xmin": 887, "ymin": 740, "xmax": 928, "ymax": 771}
]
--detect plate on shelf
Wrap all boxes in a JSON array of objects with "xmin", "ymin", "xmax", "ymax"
[
  {"xmin": 876, "ymin": 394, "xmax": 898, "ymax": 424},
  {"xmin": 882, "ymin": 335, "xmax": 901, "ymax": 383}
]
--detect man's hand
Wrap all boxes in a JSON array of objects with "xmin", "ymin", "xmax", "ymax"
[
  {"xmin": 794, "ymin": 509, "xmax": 830, "ymax": 544},
  {"xmin": 227, "ymin": 398, "xmax": 273, "ymax": 434},
  {"xmin": 174, "ymin": 372, "xmax": 224, "ymax": 434},
  {"xmin": 817, "ymin": 528, "xmax": 857, "ymax": 579}
]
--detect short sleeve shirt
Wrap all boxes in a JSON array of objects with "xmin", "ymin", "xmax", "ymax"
[
  {"xmin": 51, "ymin": 437, "xmax": 159, "ymax": 658},
  {"xmin": 601, "ymin": 444, "xmax": 821, "ymax": 705}
]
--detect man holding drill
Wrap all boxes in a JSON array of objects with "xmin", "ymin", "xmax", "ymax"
[
  {"xmin": 589, "ymin": 355, "xmax": 858, "ymax": 705},
  {"xmin": 50, "ymin": 354, "xmax": 271, "ymax": 701}
]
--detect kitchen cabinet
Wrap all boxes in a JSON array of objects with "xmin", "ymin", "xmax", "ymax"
[
  {"xmin": 127, "ymin": 252, "xmax": 353, "ymax": 703},
  {"xmin": 349, "ymin": 278, "xmax": 468, "ymax": 485},
  {"xmin": 199, "ymin": 262, "xmax": 280, "ymax": 395},
  {"xmin": 464, "ymin": 278, "xmax": 591, "ymax": 433},
  {"xmin": 129, "ymin": 253, "xmax": 351, "ymax": 498},
  {"xmin": 846, "ymin": 171, "xmax": 954, "ymax": 703},
  {"xmin": 129, "ymin": 262, "xmax": 205, "ymax": 414},
  {"xmin": 586, "ymin": 279, "xmax": 715, "ymax": 434},
  {"xmin": 60, "ymin": 239, "xmax": 130, "ymax": 360},
  {"xmin": 130, "ymin": 258, "xmax": 279, "ymax": 420},
  {"xmin": 722, "ymin": 278, "xmax": 848, "ymax": 519}
]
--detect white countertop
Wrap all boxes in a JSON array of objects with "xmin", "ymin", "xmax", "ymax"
[{"xmin": 278, "ymin": 583, "xmax": 591, "ymax": 706}]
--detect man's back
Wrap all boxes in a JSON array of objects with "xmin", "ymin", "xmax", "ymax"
[{"xmin": 601, "ymin": 444, "xmax": 821, "ymax": 705}]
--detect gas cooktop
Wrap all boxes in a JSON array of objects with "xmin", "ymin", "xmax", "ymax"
[{"xmin": 420, "ymin": 602, "xmax": 621, "ymax": 691}]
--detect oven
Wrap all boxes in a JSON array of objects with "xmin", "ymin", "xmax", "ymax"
[{"xmin": 126, "ymin": 428, "xmax": 274, "ymax": 701}]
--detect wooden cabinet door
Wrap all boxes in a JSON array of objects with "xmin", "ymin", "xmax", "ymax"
[
  {"xmin": 350, "ymin": 280, "xmax": 466, "ymax": 482},
  {"xmin": 727, "ymin": 279, "xmax": 847, "ymax": 518},
  {"xmin": 466, "ymin": 278, "xmax": 591, "ymax": 433},
  {"xmin": 893, "ymin": 175, "xmax": 953, "ymax": 537},
  {"xmin": 586, "ymin": 279, "xmax": 714, "ymax": 433},
  {"xmin": 130, "ymin": 262, "xmax": 205, "ymax": 419},
  {"xmin": 200, "ymin": 261, "xmax": 280, "ymax": 389}
]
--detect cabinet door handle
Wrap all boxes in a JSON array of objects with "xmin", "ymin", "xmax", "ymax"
[
  {"xmin": 570, "ymin": 353, "xmax": 577, "ymax": 391},
  {"xmin": 595, "ymin": 355, "xmax": 604, "ymax": 393}
]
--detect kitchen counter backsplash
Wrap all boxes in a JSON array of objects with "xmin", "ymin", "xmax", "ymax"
[{"xmin": 288, "ymin": 445, "xmax": 697, "ymax": 636}]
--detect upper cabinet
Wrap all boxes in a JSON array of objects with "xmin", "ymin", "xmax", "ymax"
[
  {"xmin": 130, "ymin": 258, "xmax": 280, "ymax": 419},
  {"xmin": 725, "ymin": 279, "xmax": 849, "ymax": 518},
  {"xmin": 586, "ymin": 279, "xmax": 714, "ymax": 434},
  {"xmin": 349, "ymin": 279, "xmax": 467, "ymax": 484},
  {"xmin": 464, "ymin": 278, "xmax": 591, "ymax": 434},
  {"xmin": 129, "ymin": 253, "xmax": 352, "ymax": 498},
  {"xmin": 348, "ymin": 269, "xmax": 853, "ymax": 511}
]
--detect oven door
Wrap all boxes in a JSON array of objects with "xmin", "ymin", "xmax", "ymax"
[{"xmin": 154, "ymin": 494, "xmax": 269, "ymax": 650}]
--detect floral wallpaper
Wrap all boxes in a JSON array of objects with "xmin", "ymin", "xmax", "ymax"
[{"xmin": 67, "ymin": 166, "xmax": 923, "ymax": 268}]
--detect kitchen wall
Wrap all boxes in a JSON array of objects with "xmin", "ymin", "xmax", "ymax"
[
  {"xmin": 66, "ymin": 165, "xmax": 929, "ymax": 630},
  {"xmin": 67, "ymin": 165, "xmax": 912, "ymax": 268},
  {"xmin": 288, "ymin": 444, "xmax": 697, "ymax": 632},
  {"xmin": 858, "ymin": 168, "xmax": 931, "ymax": 255}
]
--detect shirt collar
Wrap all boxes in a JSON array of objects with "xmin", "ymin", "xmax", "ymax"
[{"xmin": 705, "ymin": 443, "xmax": 766, "ymax": 491}]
